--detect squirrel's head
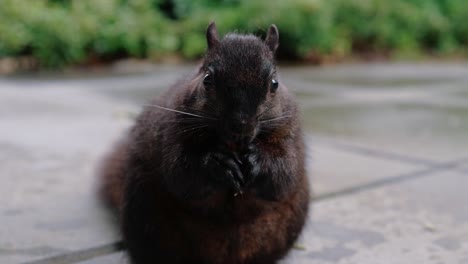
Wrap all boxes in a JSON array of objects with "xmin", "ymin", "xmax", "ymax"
[{"xmin": 190, "ymin": 22, "xmax": 283, "ymax": 150}]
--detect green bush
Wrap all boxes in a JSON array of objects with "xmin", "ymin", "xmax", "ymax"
[
  {"xmin": 0, "ymin": 0, "xmax": 466, "ymax": 67},
  {"xmin": 0, "ymin": 0, "xmax": 177, "ymax": 67}
]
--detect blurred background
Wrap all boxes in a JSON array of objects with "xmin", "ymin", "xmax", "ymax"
[
  {"xmin": 1, "ymin": 0, "xmax": 468, "ymax": 71},
  {"xmin": 1, "ymin": 1, "xmax": 468, "ymax": 264}
]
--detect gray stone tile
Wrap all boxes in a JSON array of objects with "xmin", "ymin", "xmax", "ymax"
[
  {"xmin": 2, "ymin": 63, "xmax": 467, "ymax": 264},
  {"xmin": 281, "ymin": 63, "xmax": 468, "ymax": 87},
  {"xmin": 301, "ymin": 103, "xmax": 468, "ymax": 162},
  {"xmin": 0, "ymin": 87, "xmax": 133, "ymax": 263},
  {"xmin": 77, "ymin": 252, "xmax": 128, "ymax": 264},
  {"xmin": 288, "ymin": 63, "xmax": 468, "ymax": 162},
  {"xmin": 307, "ymin": 141, "xmax": 424, "ymax": 197},
  {"xmin": 284, "ymin": 171, "xmax": 468, "ymax": 263},
  {"xmin": 457, "ymin": 162, "xmax": 468, "ymax": 175}
]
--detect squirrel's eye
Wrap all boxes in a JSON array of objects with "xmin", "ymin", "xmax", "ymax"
[
  {"xmin": 271, "ymin": 79, "xmax": 279, "ymax": 93},
  {"xmin": 203, "ymin": 73, "xmax": 213, "ymax": 88}
]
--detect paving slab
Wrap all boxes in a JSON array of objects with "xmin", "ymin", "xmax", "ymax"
[
  {"xmin": 1, "ymin": 63, "xmax": 467, "ymax": 263},
  {"xmin": 0, "ymin": 87, "xmax": 133, "ymax": 263},
  {"xmin": 301, "ymin": 103, "xmax": 468, "ymax": 162},
  {"xmin": 77, "ymin": 252, "xmax": 128, "ymax": 264},
  {"xmin": 284, "ymin": 170, "xmax": 468, "ymax": 264},
  {"xmin": 456, "ymin": 161, "xmax": 468, "ymax": 175},
  {"xmin": 291, "ymin": 64, "xmax": 468, "ymax": 163},
  {"xmin": 281, "ymin": 63, "xmax": 468, "ymax": 88},
  {"xmin": 308, "ymin": 142, "xmax": 424, "ymax": 197},
  {"xmin": 281, "ymin": 63, "xmax": 468, "ymax": 163}
]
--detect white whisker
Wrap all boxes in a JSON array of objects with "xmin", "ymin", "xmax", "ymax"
[
  {"xmin": 259, "ymin": 115, "xmax": 291, "ymax": 123},
  {"xmin": 175, "ymin": 124, "xmax": 209, "ymax": 137},
  {"xmin": 144, "ymin": 104, "xmax": 216, "ymax": 120}
]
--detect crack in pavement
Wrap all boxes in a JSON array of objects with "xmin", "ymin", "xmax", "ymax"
[
  {"xmin": 22, "ymin": 242, "xmax": 124, "ymax": 264},
  {"xmin": 310, "ymin": 136, "xmax": 439, "ymax": 166},
  {"xmin": 313, "ymin": 158, "xmax": 467, "ymax": 203}
]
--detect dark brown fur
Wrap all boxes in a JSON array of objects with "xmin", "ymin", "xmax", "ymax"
[{"xmin": 99, "ymin": 22, "xmax": 309, "ymax": 264}]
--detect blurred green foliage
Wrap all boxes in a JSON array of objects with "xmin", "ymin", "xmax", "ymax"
[{"xmin": 0, "ymin": 0, "xmax": 467, "ymax": 67}]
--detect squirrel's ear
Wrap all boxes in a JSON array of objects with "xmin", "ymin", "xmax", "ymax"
[
  {"xmin": 265, "ymin": 24, "xmax": 279, "ymax": 53},
  {"xmin": 206, "ymin": 22, "xmax": 220, "ymax": 49}
]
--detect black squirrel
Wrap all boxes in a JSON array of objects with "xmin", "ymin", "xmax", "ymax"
[{"xmin": 99, "ymin": 22, "xmax": 310, "ymax": 264}]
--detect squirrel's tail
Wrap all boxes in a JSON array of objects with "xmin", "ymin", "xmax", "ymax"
[{"xmin": 97, "ymin": 139, "xmax": 129, "ymax": 211}]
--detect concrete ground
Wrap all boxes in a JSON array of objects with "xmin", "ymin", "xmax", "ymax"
[{"xmin": 1, "ymin": 62, "xmax": 468, "ymax": 264}]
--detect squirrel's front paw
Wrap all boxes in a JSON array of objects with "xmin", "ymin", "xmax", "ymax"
[
  {"xmin": 241, "ymin": 144, "xmax": 261, "ymax": 185},
  {"xmin": 203, "ymin": 149, "xmax": 244, "ymax": 195}
]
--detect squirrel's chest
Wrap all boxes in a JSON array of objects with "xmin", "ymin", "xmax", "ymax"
[{"xmin": 187, "ymin": 190, "xmax": 271, "ymax": 217}]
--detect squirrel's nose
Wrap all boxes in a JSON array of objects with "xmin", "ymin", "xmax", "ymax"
[
  {"xmin": 229, "ymin": 119, "xmax": 248, "ymax": 133},
  {"xmin": 222, "ymin": 118, "xmax": 256, "ymax": 149}
]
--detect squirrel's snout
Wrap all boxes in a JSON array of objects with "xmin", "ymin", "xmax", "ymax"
[
  {"xmin": 228, "ymin": 119, "xmax": 249, "ymax": 133},
  {"xmin": 221, "ymin": 118, "xmax": 257, "ymax": 148},
  {"xmin": 225, "ymin": 117, "xmax": 256, "ymax": 135}
]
